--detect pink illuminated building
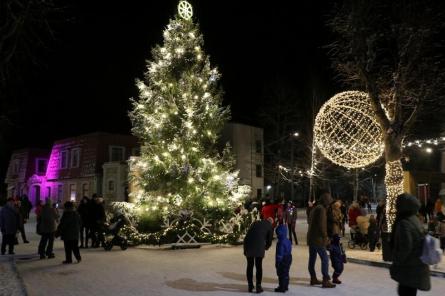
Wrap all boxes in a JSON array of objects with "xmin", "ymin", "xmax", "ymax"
[{"xmin": 4, "ymin": 132, "xmax": 139, "ymax": 206}]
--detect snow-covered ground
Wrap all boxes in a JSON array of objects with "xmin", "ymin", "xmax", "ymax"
[{"xmin": 4, "ymin": 211, "xmax": 443, "ymax": 296}]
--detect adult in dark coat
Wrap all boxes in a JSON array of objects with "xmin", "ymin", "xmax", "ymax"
[
  {"xmin": 283, "ymin": 202, "xmax": 298, "ymax": 245},
  {"xmin": 307, "ymin": 192, "xmax": 336, "ymax": 288},
  {"xmin": 90, "ymin": 196, "xmax": 106, "ymax": 248},
  {"xmin": 37, "ymin": 199, "xmax": 59, "ymax": 259},
  {"xmin": 16, "ymin": 201, "xmax": 29, "ymax": 243},
  {"xmin": 390, "ymin": 194, "xmax": 430, "ymax": 296},
  {"xmin": 243, "ymin": 217, "xmax": 273, "ymax": 293},
  {"xmin": 0, "ymin": 198, "xmax": 20, "ymax": 255},
  {"xmin": 77, "ymin": 196, "xmax": 91, "ymax": 248},
  {"xmin": 57, "ymin": 201, "xmax": 82, "ymax": 264}
]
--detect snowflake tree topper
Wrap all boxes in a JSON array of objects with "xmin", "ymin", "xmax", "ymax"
[{"xmin": 178, "ymin": 1, "xmax": 193, "ymax": 20}]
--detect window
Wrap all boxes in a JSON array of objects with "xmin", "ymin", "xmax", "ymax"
[
  {"xmin": 255, "ymin": 140, "xmax": 262, "ymax": 154},
  {"xmin": 69, "ymin": 184, "xmax": 76, "ymax": 201},
  {"xmin": 36, "ymin": 159, "xmax": 47, "ymax": 174},
  {"xmin": 71, "ymin": 148, "xmax": 80, "ymax": 168},
  {"xmin": 57, "ymin": 185, "xmax": 63, "ymax": 200},
  {"xmin": 256, "ymin": 164, "xmax": 263, "ymax": 178},
  {"xmin": 108, "ymin": 180, "xmax": 115, "ymax": 192},
  {"xmin": 60, "ymin": 151, "xmax": 68, "ymax": 169},
  {"xmin": 257, "ymin": 188, "xmax": 262, "ymax": 200},
  {"xmin": 13, "ymin": 159, "xmax": 20, "ymax": 174},
  {"xmin": 46, "ymin": 186, "xmax": 51, "ymax": 198},
  {"xmin": 109, "ymin": 146, "xmax": 125, "ymax": 162},
  {"xmin": 82, "ymin": 183, "xmax": 89, "ymax": 198}
]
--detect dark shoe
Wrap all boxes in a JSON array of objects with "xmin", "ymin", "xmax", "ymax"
[
  {"xmin": 47, "ymin": 254, "xmax": 55, "ymax": 259},
  {"xmin": 62, "ymin": 261, "xmax": 72, "ymax": 264},
  {"xmin": 322, "ymin": 279, "xmax": 336, "ymax": 288},
  {"xmin": 40, "ymin": 255, "xmax": 46, "ymax": 259},
  {"xmin": 76, "ymin": 257, "xmax": 82, "ymax": 263},
  {"xmin": 333, "ymin": 277, "xmax": 342, "ymax": 284},
  {"xmin": 274, "ymin": 287, "xmax": 285, "ymax": 292},
  {"xmin": 248, "ymin": 285, "xmax": 255, "ymax": 293},
  {"xmin": 24, "ymin": 240, "xmax": 30, "ymax": 244},
  {"xmin": 310, "ymin": 278, "xmax": 322, "ymax": 285},
  {"xmin": 256, "ymin": 286, "xmax": 264, "ymax": 293}
]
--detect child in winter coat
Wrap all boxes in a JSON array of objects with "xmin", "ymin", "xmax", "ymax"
[
  {"xmin": 329, "ymin": 234, "xmax": 345, "ymax": 284},
  {"xmin": 368, "ymin": 215, "xmax": 379, "ymax": 252},
  {"xmin": 275, "ymin": 225, "xmax": 292, "ymax": 292}
]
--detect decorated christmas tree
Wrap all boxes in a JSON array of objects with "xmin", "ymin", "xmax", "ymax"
[{"xmin": 127, "ymin": 1, "xmax": 250, "ymax": 241}]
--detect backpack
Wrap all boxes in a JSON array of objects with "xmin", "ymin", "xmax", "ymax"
[{"xmin": 420, "ymin": 234, "xmax": 442, "ymax": 265}]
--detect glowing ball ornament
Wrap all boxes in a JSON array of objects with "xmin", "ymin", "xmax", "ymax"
[
  {"xmin": 314, "ymin": 91, "xmax": 384, "ymax": 168},
  {"xmin": 178, "ymin": 1, "xmax": 193, "ymax": 20}
]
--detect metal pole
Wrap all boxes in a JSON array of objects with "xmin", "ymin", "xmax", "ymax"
[{"xmin": 290, "ymin": 137, "xmax": 294, "ymax": 201}]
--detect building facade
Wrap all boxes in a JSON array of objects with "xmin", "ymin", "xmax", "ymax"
[
  {"xmin": 4, "ymin": 132, "xmax": 138, "ymax": 205},
  {"xmin": 221, "ymin": 123, "xmax": 264, "ymax": 201}
]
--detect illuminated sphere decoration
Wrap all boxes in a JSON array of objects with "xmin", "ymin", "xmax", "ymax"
[
  {"xmin": 178, "ymin": 1, "xmax": 193, "ymax": 20},
  {"xmin": 314, "ymin": 91, "xmax": 384, "ymax": 168}
]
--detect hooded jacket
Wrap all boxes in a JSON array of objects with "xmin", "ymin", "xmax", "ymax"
[
  {"xmin": 275, "ymin": 225, "xmax": 292, "ymax": 265},
  {"xmin": 390, "ymin": 194, "xmax": 430, "ymax": 291},
  {"xmin": 243, "ymin": 220, "xmax": 273, "ymax": 258}
]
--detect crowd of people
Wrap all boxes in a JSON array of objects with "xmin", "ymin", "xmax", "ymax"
[
  {"xmin": 0, "ymin": 194, "xmax": 107, "ymax": 264},
  {"xmin": 243, "ymin": 192, "xmax": 443, "ymax": 295}
]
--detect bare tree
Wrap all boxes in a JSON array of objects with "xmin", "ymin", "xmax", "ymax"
[{"xmin": 327, "ymin": 0, "xmax": 445, "ymax": 229}]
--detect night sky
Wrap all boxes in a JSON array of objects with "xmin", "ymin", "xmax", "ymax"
[{"xmin": 2, "ymin": 0, "xmax": 337, "ymax": 183}]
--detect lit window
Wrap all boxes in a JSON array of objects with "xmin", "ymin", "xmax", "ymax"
[
  {"xmin": 69, "ymin": 184, "xmax": 76, "ymax": 201},
  {"xmin": 71, "ymin": 148, "xmax": 80, "ymax": 168}
]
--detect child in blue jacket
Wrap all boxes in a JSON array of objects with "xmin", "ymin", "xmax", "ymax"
[
  {"xmin": 329, "ymin": 234, "xmax": 345, "ymax": 284},
  {"xmin": 275, "ymin": 224, "xmax": 292, "ymax": 292}
]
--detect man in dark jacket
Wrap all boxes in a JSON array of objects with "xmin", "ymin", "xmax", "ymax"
[
  {"xmin": 307, "ymin": 192, "xmax": 336, "ymax": 288},
  {"xmin": 0, "ymin": 198, "xmax": 20, "ymax": 255},
  {"xmin": 90, "ymin": 196, "xmax": 106, "ymax": 248},
  {"xmin": 77, "ymin": 196, "xmax": 91, "ymax": 248},
  {"xmin": 57, "ymin": 201, "xmax": 82, "ymax": 264},
  {"xmin": 390, "ymin": 193, "xmax": 430, "ymax": 296},
  {"xmin": 243, "ymin": 217, "xmax": 273, "ymax": 293},
  {"xmin": 37, "ymin": 199, "xmax": 59, "ymax": 259}
]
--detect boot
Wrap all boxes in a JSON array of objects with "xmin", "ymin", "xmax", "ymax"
[
  {"xmin": 310, "ymin": 277, "xmax": 322, "ymax": 285},
  {"xmin": 248, "ymin": 285, "xmax": 254, "ymax": 293},
  {"xmin": 333, "ymin": 277, "xmax": 342, "ymax": 284},
  {"xmin": 322, "ymin": 279, "xmax": 336, "ymax": 288},
  {"xmin": 256, "ymin": 285, "xmax": 264, "ymax": 293},
  {"xmin": 274, "ymin": 287, "xmax": 285, "ymax": 292}
]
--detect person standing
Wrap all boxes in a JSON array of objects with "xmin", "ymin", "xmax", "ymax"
[
  {"xmin": 243, "ymin": 217, "xmax": 273, "ymax": 293},
  {"xmin": 307, "ymin": 192, "xmax": 336, "ymax": 288},
  {"xmin": 390, "ymin": 193, "xmax": 430, "ymax": 296},
  {"xmin": 368, "ymin": 215, "xmax": 379, "ymax": 252},
  {"xmin": 77, "ymin": 196, "xmax": 91, "ymax": 248},
  {"xmin": 57, "ymin": 201, "xmax": 82, "ymax": 264},
  {"xmin": 38, "ymin": 199, "xmax": 59, "ymax": 259},
  {"xmin": 0, "ymin": 198, "xmax": 20, "ymax": 255},
  {"xmin": 90, "ymin": 196, "xmax": 106, "ymax": 248},
  {"xmin": 284, "ymin": 201, "xmax": 298, "ymax": 245},
  {"xmin": 274, "ymin": 224, "xmax": 292, "ymax": 292},
  {"xmin": 16, "ymin": 200, "xmax": 29, "ymax": 243}
]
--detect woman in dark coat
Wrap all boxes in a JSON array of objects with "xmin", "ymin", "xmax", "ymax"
[
  {"xmin": 390, "ymin": 193, "xmax": 430, "ymax": 296},
  {"xmin": 57, "ymin": 201, "xmax": 82, "ymax": 264},
  {"xmin": 243, "ymin": 217, "xmax": 273, "ymax": 293}
]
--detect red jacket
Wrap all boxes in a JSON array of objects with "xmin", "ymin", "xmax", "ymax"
[{"xmin": 348, "ymin": 207, "xmax": 361, "ymax": 227}]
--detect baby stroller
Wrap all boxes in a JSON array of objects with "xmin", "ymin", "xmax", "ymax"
[
  {"xmin": 348, "ymin": 226, "xmax": 369, "ymax": 250},
  {"xmin": 102, "ymin": 212, "xmax": 130, "ymax": 251}
]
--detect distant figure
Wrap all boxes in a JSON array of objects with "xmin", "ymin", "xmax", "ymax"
[
  {"xmin": 0, "ymin": 198, "xmax": 20, "ymax": 255},
  {"xmin": 368, "ymin": 215, "xmax": 379, "ymax": 252},
  {"xmin": 90, "ymin": 196, "xmax": 106, "ymax": 248},
  {"xmin": 283, "ymin": 202, "xmax": 298, "ymax": 245},
  {"xmin": 274, "ymin": 224, "xmax": 292, "ymax": 293},
  {"xmin": 77, "ymin": 196, "xmax": 91, "ymax": 248},
  {"xmin": 243, "ymin": 217, "xmax": 273, "ymax": 293},
  {"xmin": 16, "ymin": 200, "xmax": 29, "ymax": 243},
  {"xmin": 20, "ymin": 195, "xmax": 32, "ymax": 219},
  {"xmin": 307, "ymin": 192, "xmax": 336, "ymax": 288},
  {"xmin": 261, "ymin": 200, "xmax": 276, "ymax": 226},
  {"xmin": 37, "ymin": 199, "xmax": 59, "ymax": 259},
  {"xmin": 57, "ymin": 201, "xmax": 82, "ymax": 264},
  {"xmin": 390, "ymin": 193, "xmax": 430, "ymax": 296}
]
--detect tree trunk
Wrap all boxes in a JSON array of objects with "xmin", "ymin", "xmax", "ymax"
[{"xmin": 384, "ymin": 133, "xmax": 404, "ymax": 232}]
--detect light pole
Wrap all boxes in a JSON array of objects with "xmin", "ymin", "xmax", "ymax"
[{"xmin": 290, "ymin": 132, "xmax": 299, "ymax": 201}]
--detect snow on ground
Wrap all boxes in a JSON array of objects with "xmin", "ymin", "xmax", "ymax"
[{"xmin": 8, "ymin": 212, "xmax": 444, "ymax": 296}]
